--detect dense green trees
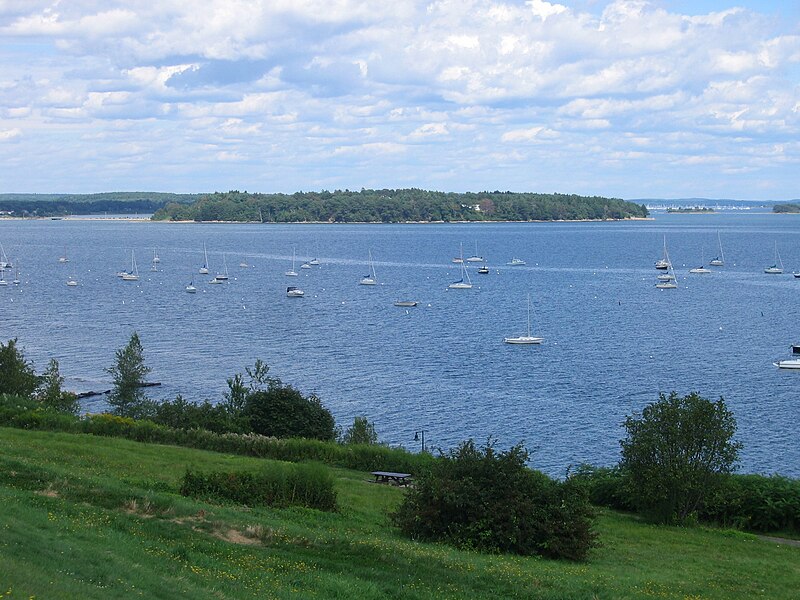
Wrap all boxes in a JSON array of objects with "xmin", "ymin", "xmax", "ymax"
[
  {"xmin": 152, "ymin": 189, "xmax": 648, "ymax": 223},
  {"xmin": 620, "ymin": 392, "xmax": 742, "ymax": 524},
  {"xmin": 392, "ymin": 440, "xmax": 597, "ymax": 560},
  {"xmin": 0, "ymin": 339, "xmax": 39, "ymax": 397}
]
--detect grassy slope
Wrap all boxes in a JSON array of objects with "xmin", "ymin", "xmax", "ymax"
[{"xmin": 0, "ymin": 428, "xmax": 797, "ymax": 599}]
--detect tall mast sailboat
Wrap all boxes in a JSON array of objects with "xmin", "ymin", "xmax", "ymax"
[
  {"xmin": 504, "ymin": 294, "xmax": 544, "ymax": 344},
  {"xmin": 359, "ymin": 249, "xmax": 377, "ymax": 285}
]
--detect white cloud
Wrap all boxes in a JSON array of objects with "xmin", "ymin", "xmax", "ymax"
[{"xmin": 0, "ymin": 128, "xmax": 22, "ymax": 141}]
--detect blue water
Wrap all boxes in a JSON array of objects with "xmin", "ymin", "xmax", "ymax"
[{"xmin": 1, "ymin": 213, "xmax": 799, "ymax": 477}]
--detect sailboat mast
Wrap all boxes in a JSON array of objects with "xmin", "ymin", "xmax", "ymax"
[{"xmin": 526, "ymin": 294, "xmax": 531, "ymax": 337}]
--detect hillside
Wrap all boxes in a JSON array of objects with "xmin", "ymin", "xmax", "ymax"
[{"xmin": 1, "ymin": 428, "xmax": 797, "ymax": 599}]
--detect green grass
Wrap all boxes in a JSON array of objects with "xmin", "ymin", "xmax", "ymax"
[{"xmin": 1, "ymin": 428, "xmax": 798, "ymax": 599}]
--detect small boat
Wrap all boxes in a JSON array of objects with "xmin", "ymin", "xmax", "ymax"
[
  {"xmin": 709, "ymin": 232, "xmax": 724, "ymax": 266},
  {"xmin": 449, "ymin": 262, "xmax": 473, "ymax": 289},
  {"xmin": 239, "ymin": 260, "xmax": 249, "ymax": 268},
  {"xmin": 656, "ymin": 273, "xmax": 675, "ymax": 281},
  {"xmin": 185, "ymin": 279, "xmax": 197, "ymax": 293},
  {"xmin": 793, "ymin": 272, "xmax": 800, "ymax": 279},
  {"xmin": 504, "ymin": 294, "xmax": 543, "ymax": 344},
  {"xmin": 0, "ymin": 272, "xmax": 7, "ymax": 286},
  {"xmin": 655, "ymin": 281, "xmax": 678, "ymax": 289},
  {"xmin": 12, "ymin": 268, "xmax": 20, "ymax": 285},
  {"xmin": 0, "ymin": 244, "xmax": 12, "ymax": 268},
  {"xmin": 689, "ymin": 249, "xmax": 711, "ymax": 274},
  {"xmin": 764, "ymin": 243, "xmax": 784, "ymax": 274},
  {"xmin": 774, "ymin": 358, "xmax": 800, "ymax": 369},
  {"xmin": 308, "ymin": 258, "xmax": 320, "ymax": 266},
  {"xmin": 791, "ymin": 344, "xmax": 800, "ymax": 355},
  {"xmin": 286, "ymin": 286, "xmax": 304, "ymax": 297},
  {"xmin": 152, "ymin": 248, "xmax": 161, "ymax": 264},
  {"xmin": 286, "ymin": 246, "xmax": 299, "ymax": 277},
  {"xmin": 199, "ymin": 243, "xmax": 210, "ymax": 274},
  {"xmin": 360, "ymin": 249, "xmax": 377, "ymax": 285},
  {"xmin": 655, "ymin": 235, "xmax": 670, "ymax": 270},
  {"xmin": 506, "ymin": 258, "xmax": 526, "ymax": 266},
  {"xmin": 655, "ymin": 244, "xmax": 677, "ymax": 289},
  {"xmin": 214, "ymin": 254, "xmax": 229, "ymax": 281},
  {"xmin": 208, "ymin": 277, "xmax": 225, "ymax": 284},
  {"xmin": 121, "ymin": 250, "xmax": 139, "ymax": 281},
  {"xmin": 66, "ymin": 277, "xmax": 78, "ymax": 287},
  {"xmin": 478, "ymin": 264, "xmax": 490, "ymax": 274},
  {"xmin": 466, "ymin": 241, "xmax": 484, "ymax": 262},
  {"xmin": 58, "ymin": 246, "xmax": 69, "ymax": 263},
  {"xmin": 394, "ymin": 301, "xmax": 418, "ymax": 307},
  {"xmin": 301, "ymin": 262, "xmax": 312, "ymax": 269}
]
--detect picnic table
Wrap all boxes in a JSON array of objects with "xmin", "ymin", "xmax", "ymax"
[{"xmin": 371, "ymin": 471, "xmax": 412, "ymax": 486}]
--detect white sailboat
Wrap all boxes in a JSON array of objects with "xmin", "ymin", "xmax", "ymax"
[
  {"xmin": 709, "ymin": 232, "xmax": 724, "ymax": 267},
  {"xmin": 655, "ymin": 235, "xmax": 670, "ymax": 270},
  {"xmin": 66, "ymin": 276, "xmax": 78, "ymax": 287},
  {"xmin": 199, "ymin": 243, "xmax": 209, "ymax": 274},
  {"xmin": 449, "ymin": 246, "xmax": 473, "ymax": 289},
  {"xmin": 0, "ymin": 270, "xmax": 7, "ymax": 286},
  {"xmin": 689, "ymin": 249, "xmax": 711, "ymax": 274},
  {"xmin": 58, "ymin": 246, "xmax": 69, "ymax": 263},
  {"xmin": 12, "ymin": 267, "xmax": 20, "ymax": 285},
  {"xmin": 213, "ymin": 253, "xmax": 229, "ymax": 281},
  {"xmin": 121, "ymin": 250, "xmax": 139, "ymax": 281},
  {"xmin": 360, "ymin": 250, "xmax": 377, "ymax": 285},
  {"xmin": 286, "ymin": 246, "xmax": 299, "ymax": 276},
  {"xmin": 655, "ymin": 245, "xmax": 677, "ymax": 288},
  {"xmin": 466, "ymin": 241, "xmax": 484, "ymax": 262},
  {"xmin": 764, "ymin": 243, "xmax": 784, "ymax": 274},
  {"xmin": 504, "ymin": 294, "xmax": 543, "ymax": 344},
  {"xmin": 152, "ymin": 248, "xmax": 161, "ymax": 264},
  {"xmin": 185, "ymin": 277, "xmax": 197, "ymax": 293},
  {"xmin": 0, "ymin": 243, "xmax": 12, "ymax": 269}
]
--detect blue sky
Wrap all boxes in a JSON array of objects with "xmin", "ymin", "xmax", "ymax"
[{"xmin": 1, "ymin": 1, "xmax": 798, "ymax": 199}]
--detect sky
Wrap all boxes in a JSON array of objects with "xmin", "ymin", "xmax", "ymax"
[{"xmin": 0, "ymin": 1, "xmax": 798, "ymax": 200}]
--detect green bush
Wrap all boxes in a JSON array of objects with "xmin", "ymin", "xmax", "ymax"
[
  {"xmin": 701, "ymin": 474, "xmax": 800, "ymax": 533},
  {"xmin": 0, "ymin": 339, "xmax": 39, "ymax": 397},
  {"xmin": 180, "ymin": 462, "xmax": 336, "ymax": 511},
  {"xmin": 570, "ymin": 465, "xmax": 635, "ymax": 512},
  {"xmin": 244, "ymin": 385, "xmax": 336, "ymax": 441},
  {"xmin": 392, "ymin": 440, "xmax": 597, "ymax": 560},
  {"xmin": 150, "ymin": 395, "xmax": 246, "ymax": 434}
]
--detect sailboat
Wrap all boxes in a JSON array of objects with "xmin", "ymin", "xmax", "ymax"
[
  {"xmin": 466, "ymin": 241, "xmax": 484, "ymax": 262},
  {"xmin": 0, "ymin": 243, "xmax": 11, "ymax": 269},
  {"xmin": 213, "ymin": 253, "xmax": 229, "ymax": 281},
  {"xmin": 360, "ymin": 250, "xmax": 377, "ymax": 285},
  {"xmin": 152, "ymin": 248, "xmax": 161, "ymax": 264},
  {"xmin": 285, "ymin": 246, "xmax": 299, "ymax": 276},
  {"xmin": 185, "ymin": 277, "xmax": 197, "ymax": 293},
  {"xmin": 504, "ymin": 294, "xmax": 544, "ymax": 344},
  {"xmin": 448, "ymin": 248, "xmax": 473, "ymax": 289},
  {"xmin": 764, "ymin": 243, "xmax": 784, "ymax": 274},
  {"xmin": 58, "ymin": 246, "xmax": 69, "ymax": 263},
  {"xmin": 0, "ymin": 270, "xmax": 7, "ymax": 286},
  {"xmin": 121, "ymin": 250, "xmax": 139, "ymax": 281},
  {"xmin": 66, "ymin": 276, "xmax": 78, "ymax": 287},
  {"xmin": 655, "ymin": 245, "xmax": 677, "ymax": 288},
  {"xmin": 12, "ymin": 267, "xmax": 20, "ymax": 285},
  {"xmin": 689, "ymin": 249, "xmax": 711, "ymax": 274},
  {"xmin": 709, "ymin": 232, "xmax": 724, "ymax": 266},
  {"xmin": 199, "ymin": 243, "xmax": 209, "ymax": 274},
  {"xmin": 655, "ymin": 236, "xmax": 670, "ymax": 270}
]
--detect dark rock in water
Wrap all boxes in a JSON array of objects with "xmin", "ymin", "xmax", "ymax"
[{"xmin": 76, "ymin": 389, "xmax": 111, "ymax": 399}]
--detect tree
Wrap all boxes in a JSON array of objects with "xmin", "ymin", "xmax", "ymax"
[
  {"xmin": 0, "ymin": 338, "xmax": 39, "ymax": 397},
  {"xmin": 243, "ymin": 384, "xmax": 335, "ymax": 441},
  {"xmin": 339, "ymin": 416, "xmax": 379, "ymax": 445},
  {"xmin": 620, "ymin": 392, "xmax": 742, "ymax": 524},
  {"xmin": 35, "ymin": 358, "xmax": 79, "ymax": 414},
  {"xmin": 105, "ymin": 332, "xmax": 151, "ymax": 417}
]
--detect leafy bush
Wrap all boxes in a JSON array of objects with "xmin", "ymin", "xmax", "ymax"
[
  {"xmin": 244, "ymin": 385, "xmax": 335, "ymax": 441},
  {"xmin": 339, "ymin": 416, "xmax": 379, "ymax": 445},
  {"xmin": 0, "ymin": 339, "xmax": 39, "ymax": 397},
  {"xmin": 180, "ymin": 462, "xmax": 336, "ymax": 511},
  {"xmin": 701, "ymin": 474, "xmax": 800, "ymax": 534},
  {"xmin": 621, "ymin": 392, "xmax": 742, "ymax": 524},
  {"xmin": 570, "ymin": 464, "xmax": 635, "ymax": 512},
  {"xmin": 392, "ymin": 440, "xmax": 597, "ymax": 560},
  {"xmin": 150, "ymin": 395, "xmax": 246, "ymax": 434}
]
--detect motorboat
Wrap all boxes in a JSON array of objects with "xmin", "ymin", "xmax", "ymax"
[
  {"xmin": 301, "ymin": 262, "xmax": 312, "ymax": 269},
  {"xmin": 774, "ymin": 359, "xmax": 800, "ymax": 369},
  {"xmin": 478, "ymin": 264, "xmax": 490, "ymax": 274},
  {"xmin": 66, "ymin": 277, "xmax": 78, "ymax": 287},
  {"xmin": 506, "ymin": 258, "xmax": 526, "ymax": 266},
  {"xmin": 656, "ymin": 273, "xmax": 675, "ymax": 281},
  {"xmin": 286, "ymin": 286, "xmax": 304, "ymax": 297},
  {"xmin": 309, "ymin": 258, "xmax": 320, "ymax": 266},
  {"xmin": 393, "ymin": 301, "xmax": 418, "ymax": 307}
]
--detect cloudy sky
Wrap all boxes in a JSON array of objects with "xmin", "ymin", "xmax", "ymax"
[{"xmin": 1, "ymin": 1, "xmax": 798, "ymax": 199}]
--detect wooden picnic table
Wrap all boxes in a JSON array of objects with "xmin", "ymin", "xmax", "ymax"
[{"xmin": 371, "ymin": 471, "xmax": 412, "ymax": 486}]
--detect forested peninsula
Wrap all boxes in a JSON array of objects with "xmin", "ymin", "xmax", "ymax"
[{"xmin": 152, "ymin": 189, "xmax": 649, "ymax": 223}]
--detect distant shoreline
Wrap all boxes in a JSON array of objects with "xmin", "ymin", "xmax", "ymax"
[{"xmin": 2, "ymin": 215, "xmax": 656, "ymax": 224}]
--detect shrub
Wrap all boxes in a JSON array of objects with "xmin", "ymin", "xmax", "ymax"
[
  {"xmin": 244, "ymin": 385, "xmax": 335, "ymax": 441},
  {"xmin": 105, "ymin": 332, "xmax": 151, "ymax": 417},
  {"xmin": 180, "ymin": 462, "xmax": 336, "ymax": 511},
  {"xmin": 392, "ymin": 440, "xmax": 596, "ymax": 560},
  {"xmin": 570, "ymin": 464, "xmax": 635, "ymax": 512},
  {"xmin": 620, "ymin": 392, "xmax": 742, "ymax": 524},
  {"xmin": 150, "ymin": 395, "xmax": 246, "ymax": 434},
  {"xmin": 35, "ymin": 358, "xmax": 80, "ymax": 415},
  {"xmin": 339, "ymin": 416, "xmax": 379, "ymax": 445}
]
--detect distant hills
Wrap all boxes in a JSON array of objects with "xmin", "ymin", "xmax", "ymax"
[{"xmin": 630, "ymin": 198, "xmax": 800, "ymax": 210}]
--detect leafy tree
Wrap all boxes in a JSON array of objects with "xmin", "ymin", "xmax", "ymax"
[
  {"xmin": 392, "ymin": 440, "xmax": 597, "ymax": 560},
  {"xmin": 620, "ymin": 391, "xmax": 742, "ymax": 524},
  {"xmin": 0, "ymin": 338, "xmax": 39, "ymax": 397},
  {"xmin": 105, "ymin": 332, "xmax": 152, "ymax": 418},
  {"xmin": 243, "ymin": 384, "xmax": 335, "ymax": 441},
  {"xmin": 35, "ymin": 358, "xmax": 79, "ymax": 414},
  {"xmin": 339, "ymin": 416, "xmax": 379, "ymax": 445}
]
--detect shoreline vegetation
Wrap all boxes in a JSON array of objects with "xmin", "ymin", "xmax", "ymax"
[{"xmin": 0, "ymin": 189, "xmax": 649, "ymax": 222}]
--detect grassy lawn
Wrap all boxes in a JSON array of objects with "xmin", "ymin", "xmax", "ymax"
[{"xmin": 0, "ymin": 427, "xmax": 798, "ymax": 599}]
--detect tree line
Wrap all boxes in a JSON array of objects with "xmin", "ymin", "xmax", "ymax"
[
  {"xmin": 152, "ymin": 188, "xmax": 649, "ymax": 223},
  {"xmin": 0, "ymin": 192, "xmax": 199, "ymax": 217}
]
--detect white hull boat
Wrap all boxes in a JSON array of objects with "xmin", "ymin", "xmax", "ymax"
[
  {"xmin": 774, "ymin": 359, "xmax": 800, "ymax": 369},
  {"xmin": 504, "ymin": 294, "xmax": 543, "ymax": 344}
]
